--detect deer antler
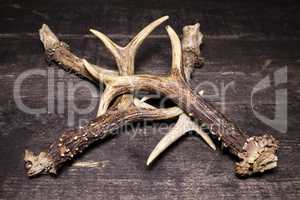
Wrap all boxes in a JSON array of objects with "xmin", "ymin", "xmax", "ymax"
[
  {"xmin": 24, "ymin": 17, "xmax": 278, "ymax": 177},
  {"xmin": 24, "ymin": 17, "xmax": 192, "ymax": 176},
  {"xmin": 86, "ymin": 25, "xmax": 278, "ymax": 176},
  {"xmin": 90, "ymin": 16, "xmax": 170, "ymax": 116},
  {"xmin": 37, "ymin": 19, "xmax": 216, "ymax": 166},
  {"xmin": 147, "ymin": 23, "xmax": 216, "ymax": 165},
  {"xmin": 90, "ymin": 21, "xmax": 215, "ymax": 160}
]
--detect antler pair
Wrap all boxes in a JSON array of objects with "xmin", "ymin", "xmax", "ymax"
[
  {"xmin": 89, "ymin": 18, "xmax": 215, "ymax": 166},
  {"xmin": 24, "ymin": 16, "xmax": 278, "ymax": 177}
]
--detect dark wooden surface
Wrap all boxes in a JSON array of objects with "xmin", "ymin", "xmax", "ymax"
[{"xmin": 0, "ymin": 0, "xmax": 300, "ymax": 199}]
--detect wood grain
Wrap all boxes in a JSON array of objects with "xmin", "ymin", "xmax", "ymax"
[{"xmin": 0, "ymin": 0, "xmax": 300, "ymax": 199}]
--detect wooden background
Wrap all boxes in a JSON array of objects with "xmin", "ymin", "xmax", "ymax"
[{"xmin": 0, "ymin": 0, "xmax": 299, "ymax": 199}]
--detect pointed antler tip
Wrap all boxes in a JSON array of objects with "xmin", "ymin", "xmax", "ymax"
[
  {"xmin": 89, "ymin": 29, "xmax": 96, "ymax": 33},
  {"xmin": 165, "ymin": 25, "xmax": 171, "ymax": 31},
  {"xmin": 90, "ymin": 29, "xmax": 103, "ymax": 37},
  {"xmin": 41, "ymin": 24, "xmax": 47, "ymax": 29},
  {"xmin": 211, "ymin": 145, "xmax": 217, "ymax": 151},
  {"xmin": 165, "ymin": 25, "xmax": 178, "ymax": 38},
  {"xmin": 146, "ymin": 158, "xmax": 153, "ymax": 166},
  {"xmin": 161, "ymin": 15, "xmax": 169, "ymax": 20}
]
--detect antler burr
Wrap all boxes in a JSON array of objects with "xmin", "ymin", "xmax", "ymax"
[{"xmin": 24, "ymin": 16, "xmax": 278, "ymax": 177}]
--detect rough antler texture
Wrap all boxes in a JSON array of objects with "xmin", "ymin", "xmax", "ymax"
[
  {"xmin": 147, "ymin": 23, "xmax": 216, "ymax": 166},
  {"xmin": 24, "ymin": 107, "xmax": 182, "ymax": 176},
  {"xmin": 24, "ymin": 17, "xmax": 278, "ymax": 177}
]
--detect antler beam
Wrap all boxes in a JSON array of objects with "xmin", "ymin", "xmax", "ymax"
[
  {"xmin": 35, "ymin": 19, "xmax": 215, "ymax": 171},
  {"xmin": 24, "ymin": 17, "xmax": 278, "ymax": 177},
  {"xmin": 146, "ymin": 23, "xmax": 216, "ymax": 166}
]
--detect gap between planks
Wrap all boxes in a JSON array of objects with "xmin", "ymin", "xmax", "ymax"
[{"xmin": 1, "ymin": 33, "xmax": 300, "ymax": 41}]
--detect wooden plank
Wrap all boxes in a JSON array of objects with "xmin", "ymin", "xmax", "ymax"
[
  {"xmin": 0, "ymin": 103, "xmax": 300, "ymax": 199},
  {"xmin": 0, "ymin": 0, "xmax": 299, "ymax": 37},
  {"xmin": 0, "ymin": 0, "xmax": 299, "ymax": 199},
  {"xmin": 0, "ymin": 37, "xmax": 298, "ymax": 105}
]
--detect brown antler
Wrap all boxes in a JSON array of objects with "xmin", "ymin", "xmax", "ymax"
[
  {"xmin": 146, "ymin": 23, "xmax": 216, "ymax": 166},
  {"xmin": 24, "ymin": 17, "xmax": 278, "ymax": 177}
]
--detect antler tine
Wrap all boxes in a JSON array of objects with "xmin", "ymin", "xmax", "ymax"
[
  {"xmin": 90, "ymin": 16, "xmax": 169, "ymax": 75},
  {"xmin": 83, "ymin": 59, "xmax": 116, "ymax": 84},
  {"xmin": 165, "ymin": 26, "xmax": 185, "ymax": 81},
  {"xmin": 147, "ymin": 24, "xmax": 215, "ymax": 165},
  {"xmin": 83, "ymin": 59, "xmax": 120, "ymax": 116},
  {"xmin": 89, "ymin": 16, "xmax": 169, "ymax": 116},
  {"xmin": 89, "ymin": 29, "xmax": 123, "ymax": 69},
  {"xmin": 96, "ymin": 86, "xmax": 117, "ymax": 116},
  {"xmin": 147, "ymin": 114, "xmax": 216, "ymax": 166},
  {"xmin": 31, "ymin": 20, "xmax": 279, "ymax": 177},
  {"xmin": 127, "ymin": 16, "xmax": 169, "ymax": 56}
]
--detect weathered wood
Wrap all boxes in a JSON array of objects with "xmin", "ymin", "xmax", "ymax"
[
  {"xmin": 24, "ymin": 107, "xmax": 182, "ymax": 176},
  {"xmin": 0, "ymin": 0, "xmax": 300, "ymax": 199},
  {"xmin": 26, "ymin": 22, "xmax": 278, "ymax": 176}
]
